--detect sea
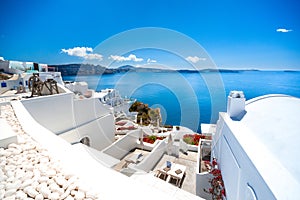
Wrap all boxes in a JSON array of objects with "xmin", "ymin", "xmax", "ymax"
[{"xmin": 63, "ymin": 71, "xmax": 300, "ymax": 133}]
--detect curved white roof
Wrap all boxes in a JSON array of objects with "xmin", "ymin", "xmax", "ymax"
[{"xmin": 241, "ymin": 94, "xmax": 300, "ymax": 183}]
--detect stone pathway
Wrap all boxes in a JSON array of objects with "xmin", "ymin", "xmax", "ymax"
[{"xmin": 0, "ymin": 104, "xmax": 99, "ymax": 200}]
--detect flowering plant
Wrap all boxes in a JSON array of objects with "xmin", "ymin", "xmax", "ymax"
[
  {"xmin": 203, "ymin": 159, "xmax": 226, "ymax": 200},
  {"xmin": 183, "ymin": 134, "xmax": 205, "ymax": 146},
  {"xmin": 142, "ymin": 135, "xmax": 165, "ymax": 144}
]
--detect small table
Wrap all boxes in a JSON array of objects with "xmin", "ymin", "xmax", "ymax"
[
  {"xmin": 156, "ymin": 162, "xmax": 186, "ymax": 186},
  {"xmin": 167, "ymin": 163, "xmax": 186, "ymax": 186}
]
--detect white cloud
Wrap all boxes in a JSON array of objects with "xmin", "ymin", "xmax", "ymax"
[
  {"xmin": 109, "ymin": 54, "xmax": 143, "ymax": 62},
  {"xmin": 147, "ymin": 58, "xmax": 157, "ymax": 63},
  {"xmin": 0, "ymin": 56, "xmax": 4, "ymax": 61},
  {"xmin": 61, "ymin": 47, "xmax": 103, "ymax": 61},
  {"xmin": 185, "ymin": 56, "xmax": 206, "ymax": 63},
  {"xmin": 84, "ymin": 53, "xmax": 103, "ymax": 60},
  {"xmin": 276, "ymin": 28, "xmax": 293, "ymax": 33}
]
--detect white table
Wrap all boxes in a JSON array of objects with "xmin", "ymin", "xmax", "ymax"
[
  {"xmin": 156, "ymin": 162, "xmax": 186, "ymax": 186},
  {"xmin": 167, "ymin": 163, "xmax": 186, "ymax": 186}
]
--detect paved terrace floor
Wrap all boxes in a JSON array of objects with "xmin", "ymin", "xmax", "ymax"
[
  {"xmin": 153, "ymin": 152, "xmax": 198, "ymax": 195},
  {"xmin": 114, "ymin": 148, "xmax": 198, "ymax": 196},
  {"xmin": 113, "ymin": 148, "xmax": 151, "ymax": 171}
]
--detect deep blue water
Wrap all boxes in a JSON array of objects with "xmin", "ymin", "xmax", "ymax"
[{"xmin": 63, "ymin": 71, "xmax": 300, "ymax": 132}]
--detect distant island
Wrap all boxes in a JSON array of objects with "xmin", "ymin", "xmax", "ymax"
[{"xmin": 48, "ymin": 63, "xmax": 286, "ymax": 76}]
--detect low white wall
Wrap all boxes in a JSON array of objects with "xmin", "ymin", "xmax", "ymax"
[
  {"xmin": 196, "ymin": 172, "xmax": 212, "ymax": 199},
  {"xmin": 21, "ymin": 92, "xmax": 75, "ymax": 134},
  {"xmin": 134, "ymin": 140, "xmax": 167, "ymax": 172},
  {"xmin": 196, "ymin": 142, "xmax": 212, "ymax": 199},
  {"xmin": 102, "ymin": 129, "xmax": 140, "ymax": 159},
  {"xmin": 187, "ymin": 144, "xmax": 198, "ymax": 152},
  {"xmin": 0, "ymin": 79, "xmax": 19, "ymax": 94},
  {"xmin": 11, "ymin": 101, "xmax": 178, "ymax": 200},
  {"xmin": 21, "ymin": 92, "xmax": 115, "ymax": 151},
  {"xmin": 73, "ymin": 98, "xmax": 112, "ymax": 127},
  {"xmin": 60, "ymin": 114, "xmax": 115, "ymax": 151}
]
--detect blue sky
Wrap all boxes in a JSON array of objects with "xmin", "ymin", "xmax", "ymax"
[{"xmin": 0, "ymin": 0, "xmax": 299, "ymax": 69}]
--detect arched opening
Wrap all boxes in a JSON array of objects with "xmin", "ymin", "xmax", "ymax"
[{"xmin": 80, "ymin": 137, "xmax": 90, "ymax": 147}]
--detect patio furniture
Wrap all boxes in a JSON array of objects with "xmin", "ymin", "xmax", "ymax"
[
  {"xmin": 125, "ymin": 153, "xmax": 144, "ymax": 166},
  {"xmin": 167, "ymin": 163, "xmax": 186, "ymax": 186},
  {"xmin": 156, "ymin": 161, "xmax": 186, "ymax": 186},
  {"xmin": 156, "ymin": 161, "xmax": 172, "ymax": 180}
]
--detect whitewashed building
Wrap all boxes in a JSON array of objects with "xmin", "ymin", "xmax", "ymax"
[{"xmin": 212, "ymin": 91, "xmax": 300, "ymax": 200}]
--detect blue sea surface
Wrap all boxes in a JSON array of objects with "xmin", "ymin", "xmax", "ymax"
[{"xmin": 63, "ymin": 71, "xmax": 300, "ymax": 132}]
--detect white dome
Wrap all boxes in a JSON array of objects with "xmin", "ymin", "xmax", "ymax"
[{"xmin": 241, "ymin": 94, "xmax": 300, "ymax": 182}]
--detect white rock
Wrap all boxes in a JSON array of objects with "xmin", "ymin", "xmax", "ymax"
[
  {"xmin": 0, "ymin": 175, "xmax": 8, "ymax": 182},
  {"xmin": 70, "ymin": 190, "xmax": 77, "ymax": 196},
  {"xmin": 33, "ymin": 169, "xmax": 41, "ymax": 177},
  {"xmin": 49, "ymin": 182, "xmax": 60, "ymax": 192},
  {"xmin": 6, "ymin": 170, "xmax": 15, "ymax": 178},
  {"xmin": 39, "ymin": 157, "xmax": 49, "ymax": 163},
  {"xmin": 67, "ymin": 176, "xmax": 78, "ymax": 185},
  {"xmin": 16, "ymin": 190, "xmax": 27, "ymax": 199},
  {"xmin": 5, "ymin": 180, "xmax": 21, "ymax": 190},
  {"xmin": 47, "ymin": 178, "xmax": 55, "ymax": 185},
  {"xmin": 36, "ymin": 182, "xmax": 47, "ymax": 192},
  {"xmin": 40, "ymin": 186, "xmax": 51, "ymax": 198},
  {"xmin": 24, "ymin": 163, "xmax": 34, "ymax": 171},
  {"xmin": 53, "ymin": 176, "xmax": 65, "ymax": 186},
  {"xmin": 0, "ymin": 184, "xmax": 4, "ymax": 190},
  {"xmin": 63, "ymin": 172, "xmax": 75, "ymax": 180},
  {"xmin": 48, "ymin": 192, "xmax": 59, "ymax": 200},
  {"xmin": 85, "ymin": 191, "xmax": 99, "ymax": 199},
  {"xmin": 15, "ymin": 168, "xmax": 25, "ymax": 179},
  {"xmin": 65, "ymin": 195, "xmax": 74, "ymax": 200},
  {"xmin": 59, "ymin": 189, "xmax": 70, "ymax": 199},
  {"xmin": 67, "ymin": 183, "xmax": 77, "ymax": 192},
  {"xmin": 24, "ymin": 186, "xmax": 39, "ymax": 198},
  {"xmin": 32, "ymin": 181, "xmax": 40, "ymax": 189},
  {"xmin": 22, "ymin": 171, "xmax": 34, "ymax": 180},
  {"xmin": 3, "ymin": 195, "xmax": 16, "ymax": 200},
  {"xmin": 10, "ymin": 148, "xmax": 22, "ymax": 155},
  {"xmin": 35, "ymin": 193, "xmax": 44, "ymax": 200},
  {"xmin": 21, "ymin": 179, "xmax": 34, "ymax": 189},
  {"xmin": 38, "ymin": 176, "xmax": 49, "ymax": 184},
  {"xmin": 46, "ymin": 169, "xmax": 57, "ymax": 177},
  {"xmin": 74, "ymin": 190, "xmax": 85, "ymax": 200},
  {"xmin": 6, "ymin": 176, "xmax": 17, "ymax": 183},
  {"xmin": 4, "ymin": 188, "xmax": 17, "ymax": 198},
  {"xmin": 0, "ymin": 189, "xmax": 5, "ymax": 199},
  {"xmin": 1, "ymin": 151, "xmax": 11, "ymax": 157}
]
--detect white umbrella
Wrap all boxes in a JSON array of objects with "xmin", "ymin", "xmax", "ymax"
[
  {"xmin": 140, "ymin": 117, "xmax": 143, "ymax": 126},
  {"xmin": 139, "ymin": 128, "xmax": 144, "ymax": 150},
  {"xmin": 167, "ymin": 133, "xmax": 173, "ymax": 155}
]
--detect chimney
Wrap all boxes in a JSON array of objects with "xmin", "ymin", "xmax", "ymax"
[{"xmin": 227, "ymin": 91, "xmax": 246, "ymax": 120}]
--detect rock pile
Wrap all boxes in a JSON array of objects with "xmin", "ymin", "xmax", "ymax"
[{"xmin": 0, "ymin": 105, "xmax": 99, "ymax": 200}]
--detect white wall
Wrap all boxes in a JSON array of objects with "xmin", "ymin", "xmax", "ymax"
[
  {"xmin": 60, "ymin": 114, "xmax": 115, "ymax": 151},
  {"xmin": 212, "ymin": 113, "xmax": 275, "ymax": 200},
  {"xmin": 134, "ymin": 140, "xmax": 166, "ymax": 172},
  {"xmin": 196, "ymin": 139, "xmax": 212, "ymax": 199},
  {"xmin": 102, "ymin": 129, "xmax": 140, "ymax": 159},
  {"xmin": 21, "ymin": 93, "xmax": 75, "ymax": 134},
  {"xmin": 196, "ymin": 172, "xmax": 212, "ymax": 199},
  {"xmin": 73, "ymin": 98, "xmax": 113, "ymax": 126},
  {"xmin": 21, "ymin": 92, "xmax": 115, "ymax": 151}
]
